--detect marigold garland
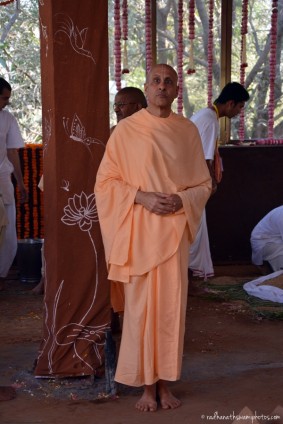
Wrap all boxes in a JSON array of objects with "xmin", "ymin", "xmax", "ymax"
[
  {"xmin": 207, "ymin": 0, "xmax": 214, "ymax": 107},
  {"xmin": 187, "ymin": 0, "xmax": 196, "ymax": 75},
  {"xmin": 145, "ymin": 0, "xmax": 152, "ymax": 74},
  {"xmin": 268, "ymin": 0, "xmax": 278, "ymax": 139},
  {"xmin": 15, "ymin": 144, "xmax": 44, "ymax": 240},
  {"xmin": 114, "ymin": 0, "xmax": 122, "ymax": 90},
  {"xmin": 177, "ymin": 0, "xmax": 184, "ymax": 114}
]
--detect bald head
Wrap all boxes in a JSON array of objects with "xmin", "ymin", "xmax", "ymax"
[
  {"xmin": 144, "ymin": 64, "xmax": 179, "ymax": 117},
  {"xmin": 113, "ymin": 86, "xmax": 147, "ymax": 123},
  {"xmin": 116, "ymin": 87, "xmax": 147, "ymax": 108},
  {"xmin": 146, "ymin": 64, "xmax": 178, "ymax": 84}
]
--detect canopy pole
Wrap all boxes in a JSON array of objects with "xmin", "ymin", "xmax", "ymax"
[{"xmin": 220, "ymin": 0, "xmax": 232, "ymax": 143}]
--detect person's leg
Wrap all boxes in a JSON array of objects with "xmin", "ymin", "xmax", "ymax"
[
  {"xmin": 189, "ymin": 210, "xmax": 214, "ymax": 286},
  {"xmin": 268, "ymin": 255, "xmax": 283, "ymax": 272},
  {"xmin": 262, "ymin": 243, "xmax": 283, "ymax": 272},
  {"xmin": 157, "ymin": 380, "xmax": 181, "ymax": 409},
  {"xmin": 0, "ymin": 203, "xmax": 17, "ymax": 287},
  {"xmin": 135, "ymin": 383, "xmax": 157, "ymax": 412},
  {"xmin": 115, "ymin": 230, "xmax": 189, "ymax": 411}
]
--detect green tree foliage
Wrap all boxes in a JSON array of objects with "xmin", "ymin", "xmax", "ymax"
[
  {"xmin": 109, "ymin": 0, "xmax": 283, "ymax": 140},
  {"xmin": 0, "ymin": 1, "xmax": 282, "ymax": 141},
  {"xmin": 0, "ymin": 0, "xmax": 41, "ymax": 142}
]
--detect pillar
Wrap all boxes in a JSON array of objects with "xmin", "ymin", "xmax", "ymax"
[{"xmin": 35, "ymin": 0, "xmax": 110, "ymax": 377}]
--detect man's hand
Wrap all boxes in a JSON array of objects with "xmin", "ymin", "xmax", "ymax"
[
  {"xmin": 135, "ymin": 191, "xmax": 183, "ymax": 215},
  {"xmin": 18, "ymin": 183, "xmax": 28, "ymax": 203}
]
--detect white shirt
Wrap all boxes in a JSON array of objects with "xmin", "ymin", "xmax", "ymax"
[
  {"xmin": 0, "ymin": 109, "xmax": 24, "ymax": 176},
  {"xmin": 251, "ymin": 206, "xmax": 283, "ymax": 265},
  {"xmin": 0, "ymin": 109, "xmax": 24, "ymax": 203},
  {"xmin": 190, "ymin": 108, "xmax": 219, "ymax": 160}
]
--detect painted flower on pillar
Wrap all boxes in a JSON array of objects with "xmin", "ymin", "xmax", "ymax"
[
  {"xmin": 61, "ymin": 192, "xmax": 98, "ymax": 231},
  {"xmin": 39, "ymin": 192, "xmax": 108, "ymax": 375}
]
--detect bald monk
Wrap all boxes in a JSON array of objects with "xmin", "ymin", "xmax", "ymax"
[{"xmin": 95, "ymin": 64, "xmax": 211, "ymax": 412}]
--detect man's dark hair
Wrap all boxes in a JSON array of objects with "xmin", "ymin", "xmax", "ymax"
[
  {"xmin": 117, "ymin": 86, "xmax": 147, "ymax": 108},
  {"xmin": 0, "ymin": 77, "xmax": 11, "ymax": 95},
  {"xmin": 215, "ymin": 82, "xmax": 249, "ymax": 105}
]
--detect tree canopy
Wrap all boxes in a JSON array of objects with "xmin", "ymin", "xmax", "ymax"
[
  {"xmin": 0, "ymin": 0, "xmax": 282, "ymax": 142},
  {"xmin": 0, "ymin": 0, "xmax": 41, "ymax": 142}
]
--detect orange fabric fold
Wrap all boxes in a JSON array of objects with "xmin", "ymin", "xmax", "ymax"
[{"xmin": 95, "ymin": 109, "xmax": 211, "ymax": 283}]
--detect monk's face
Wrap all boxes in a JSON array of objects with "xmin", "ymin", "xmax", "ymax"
[
  {"xmin": 113, "ymin": 92, "xmax": 140, "ymax": 122},
  {"xmin": 144, "ymin": 65, "xmax": 178, "ymax": 114}
]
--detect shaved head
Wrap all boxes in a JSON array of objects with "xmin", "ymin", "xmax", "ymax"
[
  {"xmin": 144, "ymin": 63, "xmax": 179, "ymax": 117},
  {"xmin": 146, "ymin": 64, "xmax": 178, "ymax": 84}
]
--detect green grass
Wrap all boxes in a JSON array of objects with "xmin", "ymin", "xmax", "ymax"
[{"xmin": 205, "ymin": 281, "xmax": 283, "ymax": 320}]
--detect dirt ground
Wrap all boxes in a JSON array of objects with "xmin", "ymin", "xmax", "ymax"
[{"xmin": 0, "ymin": 264, "xmax": 283, "ymax": 424}]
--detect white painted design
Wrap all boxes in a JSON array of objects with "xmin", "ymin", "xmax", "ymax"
[
  {"xmin": 39, "ymin": 192, "xmax": 109, "ymax": 375},
  {"xmin": 63, "ymin": 113, "xmax": 105, "ymax": 153},
  {"xmin": 55, "ymin": 14, "xmax": 96, "ymax": 64},
  {"xmin": 61, "ymin": 179, "xmax": 70, "ymax": 192},
  {"xmin": 39, "ymin": 17, "xmax": 48, "ymax": 57}
]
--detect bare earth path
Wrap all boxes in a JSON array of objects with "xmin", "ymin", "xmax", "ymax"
[{"xmin": 0, "ymin": 265, "xmax": 282, "ymax": 424}]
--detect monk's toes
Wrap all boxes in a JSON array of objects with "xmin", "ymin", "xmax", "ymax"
[
  {"xmin": 135, "ymin": 401, "xmax": 157, "ymax": 412},
  {"xmin": 161, "ymin": 398, "xmax": 181, "ymax": 410}
]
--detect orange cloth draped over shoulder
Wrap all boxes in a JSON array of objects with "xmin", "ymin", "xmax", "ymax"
[
  {"xmin": 95, "ymin": 109, "xmax": 211, "ymax": 280},
  {"xmin": 95, "ymin": 108, "xmax": 211, "ymax": 386}
]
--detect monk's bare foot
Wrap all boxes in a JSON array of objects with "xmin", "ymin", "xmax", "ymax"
[
  {"xmin": 135, "ymin": 384, "xmax": 157, "ymax": 412},
  {"xmin": 0, "ymin": 386, "xmax": 16, "ymax": 401},
  {"xmin": 157, "ymin": 380, "xmax": 181, "ymax": 410}
]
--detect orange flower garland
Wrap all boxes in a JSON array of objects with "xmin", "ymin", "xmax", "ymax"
[{"xmin": 15, "ymin": 144, "xmax": 44, "ymax": 240}]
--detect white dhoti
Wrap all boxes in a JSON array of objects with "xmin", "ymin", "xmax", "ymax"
[
  {"xmin": 0, "ymin": 177, "xmax": 17, "ymax": 278},
  {"xmin": 189, "ymin": 210, "xmax": 214, "ymax": 280}
]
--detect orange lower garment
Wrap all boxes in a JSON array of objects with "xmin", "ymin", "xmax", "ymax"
[{"xmin": 114, "ymin": 228, "xmax": 189, "ymax": 387}]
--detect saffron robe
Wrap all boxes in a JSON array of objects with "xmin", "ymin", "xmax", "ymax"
[{"xmin": 95, "ymin": 108, "xmax": 211, "ymax": 386}]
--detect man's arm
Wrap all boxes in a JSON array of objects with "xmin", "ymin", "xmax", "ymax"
[
  {"xmin": 7, "ymin": 148, "xmax": 28, "ymax": 203},
  {"xmin": 206, "ymin": 159, "xmax": 217, "ymax": 195}
]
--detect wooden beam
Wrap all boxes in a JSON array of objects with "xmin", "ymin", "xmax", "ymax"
[{"xmin": 220, "ymin": 0, "xmax": 233, "ymax": 143}]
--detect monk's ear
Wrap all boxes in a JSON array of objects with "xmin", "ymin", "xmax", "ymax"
[{"xmin": 136, "ymin": 102, "xmax": 142, "ymax": 111}]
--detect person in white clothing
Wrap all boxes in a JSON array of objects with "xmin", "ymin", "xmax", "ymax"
[
  {"xmin": 189, "ymin": 82, "xmax": 250, "ymax": 286},
  {"xmin": 0, "ymin": 77, "xmax": 28, "ymax": 291},
  {"xmin": 251, "ymin": 206, "xmax": 283, "ymax": 272}
]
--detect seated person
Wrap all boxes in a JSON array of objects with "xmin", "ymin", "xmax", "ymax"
[{"xmin": 251, "ymin": 205, "xmax": 283, "ymax": 272}]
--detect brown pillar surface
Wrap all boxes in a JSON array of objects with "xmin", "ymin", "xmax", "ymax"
[{"xmin": 35, "ymin": 1, "xmax": 110, "ymax": 377}]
